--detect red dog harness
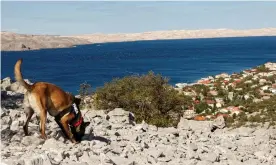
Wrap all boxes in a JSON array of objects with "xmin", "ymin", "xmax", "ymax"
[{"xmin": 55, "ymin": 103, "xmax": 83, "ymax": 128}]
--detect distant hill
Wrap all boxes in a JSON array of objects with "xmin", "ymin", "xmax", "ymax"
[
  {"xmin": 1, "ymin": 31, "xmax": 91, "ymax": 51},
  {"xmin": 69, "ymin": 28, "xmax": 276, "ymax": 43},
  {"xmin": 2, "ymin": 28, "xmax": 276, "ymax": 51}
]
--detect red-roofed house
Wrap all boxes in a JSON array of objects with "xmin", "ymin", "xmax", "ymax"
[
  {"xmin": 206, "ymin": 100, "xmax": 216, "ymax": 107},
  {"xmin": 198, "ymin": 79, "xmax": 211, "ymax": 85},
  {"xmin": 227, "ymin": 106, "xmax": 242, "ymax": 116}
]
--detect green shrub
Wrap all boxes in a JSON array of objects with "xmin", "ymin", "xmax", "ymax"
[
  {"xmin": 232, "ymin": 113, "xmax": 237, "ymax": 119},
  {"xmin": 263, "ymin": 90, "xmax": 272, "ymax": 93},
  {"xmin": 255, "ymin": 64, "xmax": 269, "ymax": 72},
  {"xmin": 193, "ymin": 84, "xmax": 210, "ymax": 96},
  {"xmin": 195, "ymin": 102, "xmax": 209, "ymax": 114},
  {"xmin": 267, "ymin": 75, "xmax": 276, "ymax": 83},
  {"xmin": 94, "ymin": 71, "xmax": 186, "ymax": 127},
  {"xmin": 237, "ymin": 112, "xmax": 248, "ymax": 122},
  {"xmin": 247, "ymin": 95, "xmax": 276, "ymax": 124},
  {"xmin": 248, "ymin": 114, "xmax": 262, "ymax": 123},
  {"xmin": 225, "ymin": 116, "xmax": 234, "ymax": 127}
]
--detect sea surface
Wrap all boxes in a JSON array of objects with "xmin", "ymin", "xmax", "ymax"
[{"xmin": 1, "ymin": 36, "xmax": 276, "ymax": 94}]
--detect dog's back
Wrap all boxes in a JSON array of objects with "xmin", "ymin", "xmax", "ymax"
[
  {"xmin": 32, "ymin": 82, "xmax": 74, "ymax": 114},
  {"xmin": 14, "ymin": 59, "xmax": 74, "ymax": 115}
]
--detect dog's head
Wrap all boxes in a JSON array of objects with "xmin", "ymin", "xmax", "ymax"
[{"xmin": 70, "ymin": 97, "xmax": 90, "ymax": 142}]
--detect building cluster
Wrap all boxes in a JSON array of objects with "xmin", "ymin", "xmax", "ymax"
[{"xmin": 176, "ymin": 62, "xmax": 276, "ymax": 121}]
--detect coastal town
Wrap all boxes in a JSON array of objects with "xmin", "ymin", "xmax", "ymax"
[{"xmin": 175, "ymin": 62, "xmax": 276, "ymax": 127}]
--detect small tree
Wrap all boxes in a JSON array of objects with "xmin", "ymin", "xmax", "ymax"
[
  {"xmin": 255, "ymin": 65, "xmax": 269, "ymax": 73},
  {"xmin": 78, "ymin": 81, "xmax": 93, "ymax": 108},
  {"xmin": 195, "ymin": 102, "xmax": 209, "ymax": 114}
]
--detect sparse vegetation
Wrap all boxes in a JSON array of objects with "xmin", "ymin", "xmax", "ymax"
[
  {"xmin": 255, "ymin": 64, "xmax": 269, "ymax": 72},
  {"xmin": 246, "ymin": 95, "xmax": 276, "ymax": 124},
  {"xmin": 78, "ymin": 81, "xmax": 93, "ymax": 109},
  {"xmin": 195, "ymin": 102, "xmax": 209, "ymax": 114}
]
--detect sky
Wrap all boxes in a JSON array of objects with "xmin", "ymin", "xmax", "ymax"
[{"xmin": 1, "ymin": 1, "xmax": 276, "ymax": 35}]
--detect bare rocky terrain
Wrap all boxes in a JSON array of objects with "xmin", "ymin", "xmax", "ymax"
[
  {"xmin": 69, "ymin": 28, "xmax": 276, "ymax": 44},
  {"xmin": 1, "ymin": 77, "xmax": 276, "ymax": 165},
  {"xmin": 1, "ymin": 32, "xmax": 90, "ymax": 51},
  {"xmin": 2, "ymin": 28, "xmax": 276, "ymax": 51}
]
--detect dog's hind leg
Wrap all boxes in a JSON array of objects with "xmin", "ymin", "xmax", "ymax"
[
  {"xmin": 39, "ymin": 110, "xmax": 47, "ymax": 140},
  {"xmin": 23, "ymin": 107, "xmax": 34, "ymax": 136},
  {"xmin": 23, "ymin": 94, "xmax": 34, "ymax": 136},
  {"xmin": 36, "ymin": 97, "xmax": 48, "ymax": 140}
]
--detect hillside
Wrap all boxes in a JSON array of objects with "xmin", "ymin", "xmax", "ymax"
[
  {"xmin": 69, "ymin": 28, "xmax": 276, "ymax": 43},
  {"xmin": 2, "ymin": 28, "xmax": 276, "ymax": 51},
  {"xmin": 1, "ymin": 31, "xmax": 90, "ymax": 51}
]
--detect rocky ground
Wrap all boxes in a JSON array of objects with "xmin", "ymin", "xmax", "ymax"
[
  {"xmin": 2, "ymin": 28, "xmax": 276, "ymax": 51},
  {"xmin": 1, "ymin": 77, "xmax": 276, "ymax": 165},
  {"xmin": 1, "ymin": 32, "xmax": 91, "ymax": 51}
]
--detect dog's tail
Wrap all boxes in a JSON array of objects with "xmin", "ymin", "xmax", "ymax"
[{"xmin": 14, "ymin": 59, "xmax": 33, "ymax": 92}]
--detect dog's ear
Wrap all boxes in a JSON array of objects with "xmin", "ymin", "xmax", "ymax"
[{"xmin": 84, "ymin": 122, "xmax": 90, "ymax": 128}]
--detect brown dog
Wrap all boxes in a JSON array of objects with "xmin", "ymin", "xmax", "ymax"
[{"xmin": 14, "ymin": 59, "xmax": 90, "ymax": 143}]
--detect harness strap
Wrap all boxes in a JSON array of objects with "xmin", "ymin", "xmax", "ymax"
[
  {"xmin": 55, "ymin": 103, "xmax": 83, "ymax": 128},
  {"xmin": 54, "ymin": 107, "xmax": 71, "ymax": 122}
]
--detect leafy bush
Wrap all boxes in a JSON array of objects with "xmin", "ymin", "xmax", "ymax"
[
  {"xmin": 256, "ymin": 65, "xmax": 269, "ymax": 72},
  {"xmin": 248, "ymin": 114, "xmax": 262, "ymax": 123},
  {"xmin": 228, "ymin": 95, "xmax": 276, "ymax": 128},
  {"xmin": 193, "ymin": 84, "xmax": 210, "ymax": 96},
  {"xmin": 225, "ymin": 116, "xmax": 234, "ymax": 127},
  {"xmin": 247, "ymin": 95, "xmax": 276, "ymax": 124},
  {"xmin": 263, "ymin": 89, "xmax": 272, "ymax": 93},
  {"xmin": 195, "ymin": 102, "xmax": 209, "ymax": 114},
  {"xmin": 267, "ymin": 75, "xmax": 276, "ymax": 83},
  {"xmin": 94, "ymin": 71, "xmax": 186, "ymax": 127}
]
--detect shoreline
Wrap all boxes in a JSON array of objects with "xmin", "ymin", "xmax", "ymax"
[
  {"xmin": 69, "ymin": 28, "xmax": 276, "ymax": 44},
  {"xmin": 2, "ymin": 28, "xmax": 276, "ymax": 51}
]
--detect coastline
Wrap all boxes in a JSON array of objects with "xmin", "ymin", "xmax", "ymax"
[
  {"xmin": 68, "ymin": 28, "xmax": 276, "ymax": 44},
  {"xmin": 1, "ymin": 28, "xmax": 276, "ymax": 51}
]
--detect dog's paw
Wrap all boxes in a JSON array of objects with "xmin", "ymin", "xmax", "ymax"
[
  {"xmin": 24, "ymin": 132, "xmax": 30, "ymax": 136},
  {"xmin": 40, "ymin": 134, "xmax": 48, "ymax": 140},
  {"xmin": 70, "ymin": 139, "xmax": 78, "ymax": 144}
]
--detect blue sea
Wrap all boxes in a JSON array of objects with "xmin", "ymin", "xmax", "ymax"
[{"xmin": 1, "ymin": 36, "xmax": 276, "ymax": 94}]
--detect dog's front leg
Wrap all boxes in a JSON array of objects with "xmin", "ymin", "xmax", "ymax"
[
  {"xmin": 60, "ymin": 119, "xmax": 77, "ymax": 143},
  {"xmin": 54, "ymin": 119, "xmax": 69, "ymax": 139}
]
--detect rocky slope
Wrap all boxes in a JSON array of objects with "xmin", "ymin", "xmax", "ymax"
[
  {"xmin": 69, "ymin": 28, "xmax": 276, "ymax": 44},
  {"xmin": 1, "ymin": 32, "xmax": 91, "ymax": 51},
  {"xmin": 2, "ymin": 28, "xmax": 276, "ymax": 51},
  {"xmin": 1, "ymin": 77, "xmax": 276, "ymax": 165}
]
